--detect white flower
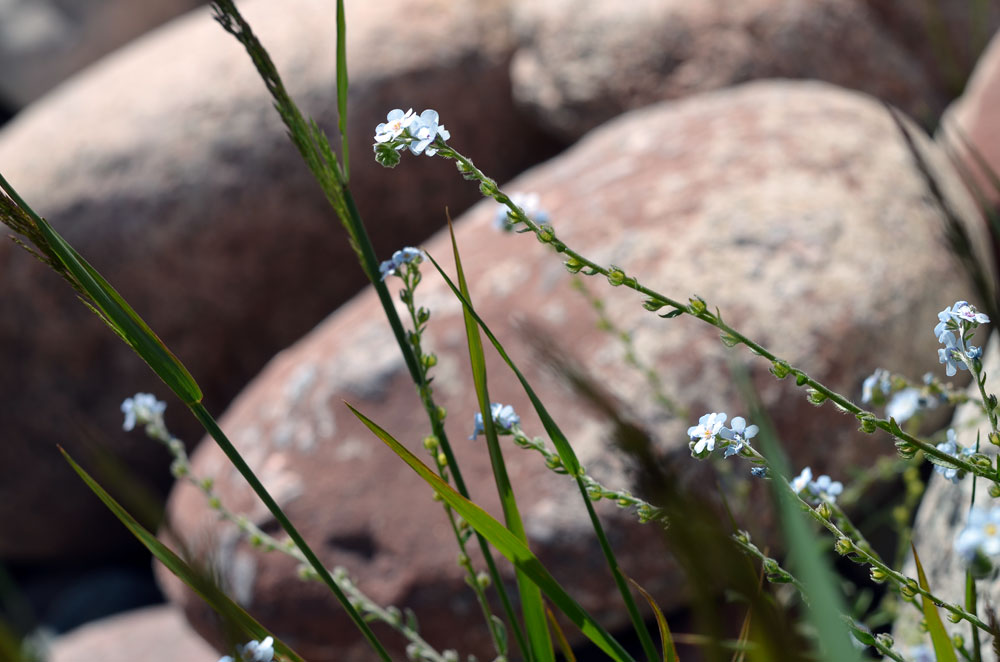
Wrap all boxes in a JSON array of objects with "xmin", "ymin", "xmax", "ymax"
[
  {"xmin": 956, "ymin": 507, "xmax": 1000, "ymax": 561},
  {"xmin": 790, "ymin": 467, "xmax": 813, "ymax": 494},
  {"xmin": 719, "ymin": 416, "xmax": 758, "ymax": 458},
  {"xmin": 860, "ymin": 368, "xmax": 891, "ymax": 405},
  {"xmin": 494, "ymin": 192, "xmax": 551, "ymax": 232},
  {"xmin": 378, "ymin": 246, "xmax": 426, "ymax": 280},
  {"xmin": 237, "ymin": 637, "xmax": 275, "ymax": 662},
  {"xmin": 469, "ymin": 402, "xmax": 520, "ymax": 440},
  {"xmin": 933, "ymin": 429, "xmax": 973, "ymax": 484},
  {"xmin": 687, "ymin": 412, "xmax": 727, "ymax": 455},
  {"xmin": 810, "ymin": 474, "xmax": 843, "ymax": 503},
  {"xmin": 407, "ymin": 109, "xmax": 450, "ymax": 156},
  {"xmin": 374, "ymin": 108, "xmax": 415, "ymax": 143},
  {"xmin": 121, "ymin": 393, "xmax": 166, "ymax": 433}
]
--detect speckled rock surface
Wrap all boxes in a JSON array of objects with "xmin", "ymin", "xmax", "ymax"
[
  {"xmin": 49, "ymin": 604, "xmax": 218, "ymax": 662},
  {"xmin": 0, "ymin": 0, "xmax": 205, "ymax": 107},
  {"xmin": 891, "ymin": 335, "xmax": 999, "ymax": 657},
  {"xmin": 0, "ymin": 0, "xmax": 559, "ymax": 560},
  {"xmin": 939, "ymin": 28, "xmax": 1000, "ymax": 210},
  {"xmin": 159, "ymin": 80, "xmax": 989, "ymax": 661},
  {"xmin": 509, "ymin": 0, "xmax": 939, "ymax": 141}
]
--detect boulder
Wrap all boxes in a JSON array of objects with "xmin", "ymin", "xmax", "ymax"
[
  {"xmin": 0, "ymin": 0, "xmax": 559, "ymax": 560},
  {"xmin": 160, "ymin": 80, "xmax": 988, "ymax": 660},
  {"xmin": 939, "ymin": 28, "xmax": 1000, "ymax": 210},
  {"xmin": 0, "ymin": 0, "xmax": 205, "ymax": 109},
  {"xmin": 509, "ymin": 0, "xmax": 937, "ymax": 141},
  {"xmin": 891, "ymin": 335, "xmax": 999, "ymax": 655},
  {"xmin": 49, "ymin": 604, "xmax": 218, "ymax": 662}
]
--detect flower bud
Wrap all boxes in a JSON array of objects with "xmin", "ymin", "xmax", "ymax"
[
  {"xmin": 564, "ymin": 257, "xmax": 584, "ymax": 274},
  {"xmin": 834, "ymin": 537, "xmax": 854, "ymax": 556},
  {"xmin": 990, "ymin": 483, "xmax": 1000, "ymax": 499},
  {"xmin": 895, "ymin": 440, "xmax": 917, "ymax": 460},
  {"xmin": 423, "ymin": 435, "xmax": 439, "ymax": 451},
  {"xmin": 770, "ymin": 360, "xmax": 791, "ymax": 379},
  {"xmin": 816, "ymin": 502, "xmax": 833, "ymax": 520},
  {"xmin": 688, "ymin": 296, "xmax": 707, "ymax": 314},
  {"xmin": 900, "ymin": 580, "xmax": 917, "ymax": 599},
  {"xmin": 607, "ymin": 268, "xmax": 626, "ymax": 287},
  {"xmin": 869, "ymin": 568, "xmax": 888, "ymax": 583},
  {"xmin": 947, "ymin": 612, "xmax": 962, "ymax": 624},
  {"xmin": 875, "ymin": 633, "xmax": 894, "ymax": 648},
  {"xmin": 857, "ymin": 413, "xmax": 877, "ymax": 434},
  {"xmin": 806, "ymin": 388, "xmax": 828, "ymax": 405}
]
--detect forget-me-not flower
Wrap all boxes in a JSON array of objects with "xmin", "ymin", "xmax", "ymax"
[
  {"xmin": 469, "ymin": 403, "xmax": 520, "ymax": 440},
  {"xmin": 719, "ymin": 416, "xmax": 758, "ymax": 457},
  {"xmin": 378, "ymin": 247, "xmax": 426, "ymax": 280},
  {"xmin": 790, "ymin": 467, "xmax": 812, "ymax": 495},
  {"xmin": 218, "ymin": 636, "xmax": 275, "ymax": 662},
  {"xmin": 955, "ymin": 506, "xmax": 1000, "ymax": 561},
  {"xmin": 933, "ymin": 429, "xmax": 973, "ymax": 484},
  {"xmin": 494, "ymin": 192, "xmax": 551, "ymax": 232},
  {"xmin": 374, "ymin": 108, "xmax": 415, "ymax": 144},
  {"xmin": 407, "ymin": 109, "xmax": 450, "ymax": 156},
  {"xmin": 938, "ymin": 330, "xmax": 974, "ymax": 377},
  {"xmin": 687, "ymin": 412, "xmax": 727, "ymax": 455},
  {"xmin": 811, "ymin": 474, "xmax": 843, "ymax": 503},
  {"xmin": 121, "ymin": 393, "xmax": 167, "ymax": 433},
  {"xmin": 860, "ymin": 368, "xmax": 891, "ymax": 405},
  {"xmin": 885, "ymin": 387, "xmax": 933, "ymax": 424}
]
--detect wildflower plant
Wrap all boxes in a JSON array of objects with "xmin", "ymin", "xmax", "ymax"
[{"xmin": 2, "ymin": 1, "xmax": 1000, "ymax": 662}]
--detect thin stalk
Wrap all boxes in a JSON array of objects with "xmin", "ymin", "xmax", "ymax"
[{"xmin": 188, "ymin": 402, "xmax": 393, "ymax": 661}]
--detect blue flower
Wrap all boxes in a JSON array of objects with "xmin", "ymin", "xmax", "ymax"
[
  {"xmin": 885, "ymin": 387, "xmax": 935, "ymax": 423},
  {"xmin": 790, "ymin": 467, "xmax": 812, "ymax": 494},
  {"xmin": 811, "ymin": 474, "xmax": 843, "ymax": 503},
  {"xmin": 407, "ymin": 109, "xmax": 451, "ymax": 156},
  {"xmin": 719, "ymin": 416, "xmax": 758, "ymax": 457},
  {"xmin": 378, "ymin": 246, "xmax": 426, "ymax": 280},
  {"xmin": 374, "ymin": 108, "xmax": 415, "ymax": 144},
  {"xmin": 469, "ymin": 403, "xmax": 520, "ymax": 440},
  {"xmin": 121, "ymin": 393, "xmax": 166, "ymax": 433},
  {"xmin": 955, "ymin": 506, "xmax": 1000, "ymax": 561},
  {"xmin": 938, "ymin": 330, "xmax": 972, "ymax": 377},
  {"xmin": 933, "ymin": 429, "xmax": 973, "ymax": 484},
  {"xmin": 750, "ymin": 466, "xmax": 767, "ymax": 478},
  {"xmin": 687, "ymin": 412, "xmax": 727, "ymax": 455},
  {"xmin": 494, "ymin": 192, "xmax": 551, "ymax": 232},
  {"xmin": 935, "ymin": 300, "xmax": 990, "ymax": 341},
  {"xmin": 860, "ymin": 368, "xmax": 891, "ymax": 405},
  {"xmin": 218, "ymin": 636, "xmax": 275, "ymax": 662}
]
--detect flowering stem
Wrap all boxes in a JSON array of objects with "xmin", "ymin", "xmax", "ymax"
[
  {"xmin": 187, "ymin": 402, "xmax": 394, "ymax": 661},
  {"xmin": 436, "ymin": 144, "xmax": 995, "ymax": 486}
]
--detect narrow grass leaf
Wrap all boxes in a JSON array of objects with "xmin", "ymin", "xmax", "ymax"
[
  {"xmin": 629, "ymin": 577, "xmax": 676, "ymax": 662},
  {"xmin": 60, "ymin": 447, "xmax": 303, "ymax": 662},
  {"xmin": 912, "ymin": 543, "xmax": 959, "ymax": 662},
  {"xmin": 445, "ymin": 214, "xmax": 551, "ymax": 662},
  {"xmin": 347, "ymin": 403, "xmax": 637, "ymax": 662},
  {"xmin": 34, "ymin": 217, "xmax": 202, "ymax": 404},
  {"xmin": 335, "ymin": 0, "xmax": 349, "ymax": 179},
  {"xmin": 427, "ymin": 251, "xmax": 660, "ymax": 661},
  {"xmin": 546, "ymin": 606, "xmax": 577, "ymax": 662}
]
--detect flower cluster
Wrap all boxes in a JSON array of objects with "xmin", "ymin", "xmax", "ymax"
[
  {"xmin": 469, "ymin": 403, "xmax": 520, "ymax": 440},
  {"xmin": 932, "ymin": 429, "xmax": 974, "ymax": 484},
  {"xmin": 378, "ymin": 246, "xmax": 426, "ymax": 281},
  {"xmin": 935, "ymin": 300, "xmax": 988, "ymax": 377},
  {"xmin": 218, "ymin": 637, "xmax": 274, "ymax": 662},
  {"xmin": 790, "ymin": 467, "xmax": 843, "ymax": 504},
  {"xmin": 686, "ymin": 412, "xmax": 759, "ymax": 459},
  {"xmin": 121, "ymin": 393, "xmax": 168, "ymax": 439},
  {"xmin": 860, "ymin": 369, "xmax": 941, "ymax": 424},
  {"xmin": 494, "ymin": 192, "xmax": 550, "ymax": 232},
  {"xmin": 373, "ymin": 108, "xmax": 450, "ymax": 167}
]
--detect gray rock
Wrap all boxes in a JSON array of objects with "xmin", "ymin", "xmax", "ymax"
[
  {"xmin": 160, "ymin": 80, "xmax": 988, "ymax": 660},
  {"xmin": 510, "ymin": 0, "xmax": 937, "ymax": 141},
  {"xmin": 0, "ymin": 0, "xmax": 558, "ymax": 560},
  {"xmin": 49, "ymin": 604, "xmax": 218, "ymax": 662},
  {"xmin": 0, "ymin": 0, "xmax": 206, "ymax": 107}
]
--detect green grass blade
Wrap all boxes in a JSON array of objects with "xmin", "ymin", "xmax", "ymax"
[
  {"xmin": 347, "ymin": 403, "xmax": 638, "ymax": 662},
  {"xmin": 427, "ymin": 251, "xmax": 660, "ymax": 660},
  {"xmin": 912, "ymin": 543, "xmax": 959, "ymax": 662},
  {"xmin": 0, "ymin": 169, "xmax": 205, "ymax": 405},
  {"xmin": 546, "ymin": 606, "xmax": 577, "ymax": 662},
  {"xmin": 445, "ymin": 216, "xmax": 551, "ymax": 662},
  {"xmin": 59, "ymin": 447, "xmax": 304, "ymax": 662},
  {"xmin": 335, "ymin": 0, "xmax": 349, "ymax": 180},
  {"xmin": 629, "ymin": 577, "xmax": 675, "ymax": 662}
]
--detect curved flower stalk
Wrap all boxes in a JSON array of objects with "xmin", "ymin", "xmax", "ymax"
[{"xmin": 121, "ymin": 393, "xmax": 459, "ymax": 662}]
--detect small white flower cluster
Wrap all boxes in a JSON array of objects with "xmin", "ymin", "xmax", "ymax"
[
  {"xmin": 860, "ymin": 369, "xmax": 940, "ymax": 424},
  {"xmin": 789, "ymin": 467, "xmax": 843, "ymax": 504},
  {"xmin": 120, "ymin": 393, "xmax": 168, "ymax": 440},
  {"xmin": 378, "ymin": 246, "xmax": 426, "ymax": 281},
  {"xmin": 469, "ymin": 402, "xmax": 520, "ymax": 440},
  {"xmin": 494, "ymin": 192, "xmax": 550, "ymax": 233},
  {"xmin": 935, "ymin": 300, "xmax": 988, "ymax": 377},
  {"xmin": 218, "ymin": 637, "xmax": 274, "ymax": 662},
  {"xmin": 686, "ymin": 412, "xmax": 758, "ymax": 459},
  {"xmin": 373, "ymin": 108, "xmax": 450, "ymax": 166},
  {"xmin": 955, "ymin": 507, "xmax": 1000, "ymax": 564}
]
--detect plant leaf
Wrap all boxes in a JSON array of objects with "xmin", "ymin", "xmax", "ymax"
[
  {"xmin": 347, "ymin": 403, "xmax": 637, "ymax": 662},
  {"xmin": 59, "ymin": 447, "xmax": 302, "ymax": 662},
  {"xmin": 912, "ymin": 543, "xmax": 959, "ymax": 662},
  {"xmin": 629, "ymin": 576, "xmax": 677, "ymax": 662}
]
